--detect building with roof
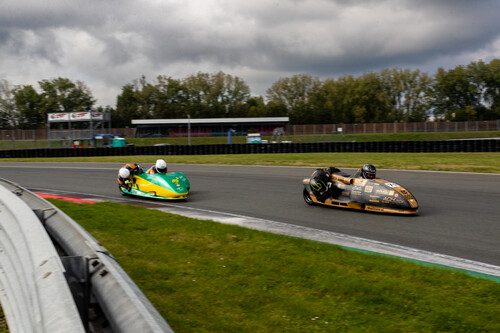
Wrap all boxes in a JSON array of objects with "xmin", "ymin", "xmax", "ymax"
[{"xmin": 131, "ymin": 117, "xmax": 289, "ymax": 138}]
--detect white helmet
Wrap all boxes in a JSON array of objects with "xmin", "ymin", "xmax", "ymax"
[
  {"xmin": 119, "ymin": 167, "xmax": 130, "ymax": 178},
  {"xmin": 156, "ymin": 159, "xmax": 167, "ymax": 173}
]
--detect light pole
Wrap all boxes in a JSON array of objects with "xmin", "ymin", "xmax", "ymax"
[{"xmin": 187, "ymin": 114, "xmax": 191, "ymax": 145}]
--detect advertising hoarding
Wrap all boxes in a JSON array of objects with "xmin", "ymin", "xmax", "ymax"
[{"xmin": 48, "ymin": 112, "xmax": 104, "ymax": 122}]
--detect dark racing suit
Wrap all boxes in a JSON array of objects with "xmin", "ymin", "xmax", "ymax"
[
  {"xmin": 311, "ymin": 166, "xmax": 358, "ymax": 202},
  {"xmin": 352, "ymin": 168, "xmax": 363, "ymax": 178},
  {"xmin": 310, "ymin": 167, "xmax": 341, "ymax": 202}
]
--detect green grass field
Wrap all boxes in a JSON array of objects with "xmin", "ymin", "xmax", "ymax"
[
  {"xmin": 1, "ymin": 130, "xmax": 499, "ymax": 150},
  {"xmin": 126, "ymin": 130, "xmax": 500, "ymax": 146},
  {"xmin": 38, "ymin": 200, "xmax": 500, "ymax": 332}
]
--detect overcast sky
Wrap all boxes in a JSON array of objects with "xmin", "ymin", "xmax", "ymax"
[{"xmin": 1, "ymin": 0, "xmax": 499, "ymax": 107}]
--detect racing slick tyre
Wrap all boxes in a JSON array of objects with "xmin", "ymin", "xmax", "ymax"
[{"xmin": 303, "ymin": 189, "xmax": 316, "ymax": 206}]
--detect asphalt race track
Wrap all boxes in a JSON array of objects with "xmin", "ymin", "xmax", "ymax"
[{"xmin": 1, "ymin": 162, "xmax": 499, "ymax": 267}]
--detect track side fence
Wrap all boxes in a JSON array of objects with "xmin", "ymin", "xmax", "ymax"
[{"xmin": 0, "ymin": 139, "xmax": 498, "ymax": 159}]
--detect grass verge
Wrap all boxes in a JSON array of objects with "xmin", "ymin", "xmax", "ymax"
[
  {"xmin": 1, "ymin": 152, "xmax": 499, "ymax": 173},
  {"xmin": 1, "ymin": 131, "xmax": 499, "ymax": 150},
  {"xmin": 29, "ymin": 200, "xmax": 500, "ymax": 332},
  {"xmin": 129, "ymin": 130, "xmax": 500, "ymax": 145}
]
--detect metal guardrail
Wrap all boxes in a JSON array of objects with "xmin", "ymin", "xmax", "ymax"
[
  {"xmin": 0, "ymin": 178, "xmax": 174, "ymax": 333},
  {"xmin": 0, "ymin": 185, "xmax": 86, "ymax": 333}
]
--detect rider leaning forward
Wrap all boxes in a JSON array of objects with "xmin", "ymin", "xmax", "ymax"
[
  {"xmin": 118, "ymin": 159, "xmax": 169, "ymax": 190},
  {"xmin": 352, "ymin": 164, "xmax": 377, "ymax": 179},
  {"xmin": 117, "ymin": 163, "xmax": 143, "ymax": 190},
  {"xmin": 311, "ymin": 164, "xmax": 377, "ymax": 202},
  {"xmin": 146, "ymin": 159, "xmax": 169, "ymax": 174},
  {"xmin": 320, "ymin": 163, "xmax": 376, "ymax": 182}
]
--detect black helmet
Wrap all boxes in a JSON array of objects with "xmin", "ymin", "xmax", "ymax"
[
  {"xmin": 361, "ymin": 164, "xmax": 376, "ymax": 179},
  {"xmin": 310, "ymin": 178, "xmax": 327, "ymax": 193}
]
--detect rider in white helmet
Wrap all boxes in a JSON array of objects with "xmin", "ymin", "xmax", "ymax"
[
  {"xmin": 146, "ymin": 159, "xmax": 169, "ymax": 174},
  {"xmin": 117, "ymin": 163, "xmax": 143, "ymax": 190},
  {"xmin": 119, "ymin": 167, "xmax": 130, "ymax": 179}
]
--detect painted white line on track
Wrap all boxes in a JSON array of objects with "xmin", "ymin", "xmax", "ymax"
[{"xmin": 31, "ymin": 187, "xmax": 500, "ymax": 278}]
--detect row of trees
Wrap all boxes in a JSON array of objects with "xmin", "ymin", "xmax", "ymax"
[
  {"xmin": 1, "ymin": 59, "xmax": 499, "ymax": 129},
  {"xmin": 0, "ymin": 78, "xmax": 97, "ymax": 129}
]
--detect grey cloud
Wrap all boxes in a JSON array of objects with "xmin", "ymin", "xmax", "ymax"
[
  {"xmin": 1, "ymin": 29, "xmax": 61, "ymax": 64},
  {"xmin": 1, "ymin": 0, "xmax": 499, "ymax": 105}
]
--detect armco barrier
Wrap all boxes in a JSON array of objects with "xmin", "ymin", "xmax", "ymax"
[
  {"xmin": 0, "ymin": 185, "xmax": 86, "ymax": 333},
  {"xmin": 0, "ymin": 178, "xmax": 174, "ymax": 333},
  {"xmin": 0, "ymin": 139, "xmax": 498, "ymax": 158}
]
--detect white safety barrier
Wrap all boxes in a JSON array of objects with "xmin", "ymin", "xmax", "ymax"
[
  {"xmin": 0, "ymin": 185, "xmax": 86, "ymax": 333},
  {"xmin": 0, "ymin": 178, "xmax": 174, "ymax": 333}
]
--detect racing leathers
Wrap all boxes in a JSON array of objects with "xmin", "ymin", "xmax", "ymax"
[
  {"xmin": 310, "ymin": 167, "xmax": 337, "ymax": 202},
  {"xmin": 146, "ymin": 165, "xmax": 169, "ymax": 174},
  {"xmin": 117, "ymin": 163, "xmax": 143, "ymax": 190},
  {"xmin": 311, "ymin": 166, "xmax": 352, "ymax": 202},
  {"xmin": 352, "ymin": 164, "xmax": 377, "ymax": 179}
]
